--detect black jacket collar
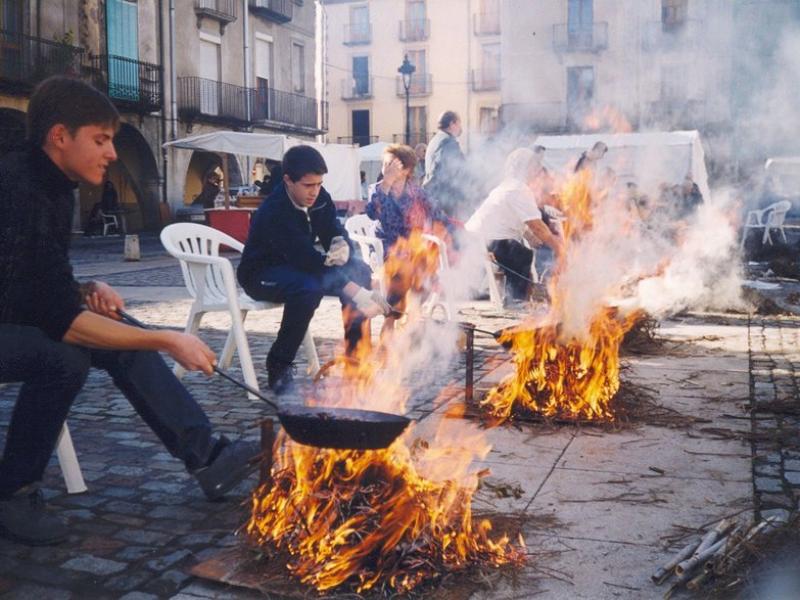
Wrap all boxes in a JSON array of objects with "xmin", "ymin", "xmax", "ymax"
[{"xmin": 28, "ymin": 144, "xmax": 79, "ymax": 196}]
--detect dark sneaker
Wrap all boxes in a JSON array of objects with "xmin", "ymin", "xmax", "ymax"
[
  {"xmin": 193, "ymin": 439, "xmax": 262, "ymax": 501},
  {"xmin": 0, "ymin": 487, "xmax": 68, "ymax": 545},
  {"xmin": 266, "ymin": 356, "xmax": 296, "ymax": 395}
]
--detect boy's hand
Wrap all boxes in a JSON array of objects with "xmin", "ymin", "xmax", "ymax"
[{"xmin": 84, "ymin": 281, "xmax": 125, "ymax": 319}]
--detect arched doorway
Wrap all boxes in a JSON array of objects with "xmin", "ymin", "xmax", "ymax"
[
  {"xmin": 79, "ymin": 122, "xmax": 161, "ymax": 232},
  {"xmin": 0, "ymin": 109, "xmax": 26, "ymax": 157}
]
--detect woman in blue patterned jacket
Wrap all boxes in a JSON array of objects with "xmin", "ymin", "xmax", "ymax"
[{"xmin": 366, "ymin": 144, "xmax": 449, "ymax": 333}]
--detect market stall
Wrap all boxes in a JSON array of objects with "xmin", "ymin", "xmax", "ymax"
[{"xmin": 164, "ymin": 132, "xmax": 362, "ymax": 241}]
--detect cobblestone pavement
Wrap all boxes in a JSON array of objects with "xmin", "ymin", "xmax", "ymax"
[
  {"xmin": 748, "ymin": 316, "xmax": 800, "ymax": 522},
  {"xmin": 0, "ymin": 236, "xmax": 792, "ymax": 599}
]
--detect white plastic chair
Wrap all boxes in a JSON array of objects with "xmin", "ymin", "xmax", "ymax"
[
  {"xmin": 740, "ymin": 200, "xmax": 791, "ymax": 250},
  {"xmin": 160, "ymin": 223, "xmax": 320, "ymax": 397},
  {"xmin": 344, "ymin": 215, "xmax": 454, "ymax": 320},
  {"xmin": 0, "ymin": 383, "xmax": 86, "ymax": 494},
  {"xmin": 56, "ymin": 423, "xmax": 87, "ymax": 494},
  {"xmin": 345, "ymin": 214, "xmax": 384, "ymax": 274},
  {"xmin": 100, "ymin": 210, "xmax": 120, "ymax": 236}
]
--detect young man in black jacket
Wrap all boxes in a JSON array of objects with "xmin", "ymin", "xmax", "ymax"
[
  {"xmin": 0, "ymin": 77, "xmax": 260, "ymax": 546},
  {"xmin": 238, "ymin": 145, "xmax": 389, "ymax": 394}
]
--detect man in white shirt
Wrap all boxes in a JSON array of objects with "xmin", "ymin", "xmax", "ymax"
[{"xmin": 466, "ymin": 148, "xmax": 562, "ymax": 302}]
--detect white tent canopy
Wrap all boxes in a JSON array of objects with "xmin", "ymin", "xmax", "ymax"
[
  {"xmin": 357, "ymin": 141, "xmax": 390, "ymax": 162},
  {"xmin": 536, "ymin": 130, "xmax": 711, "ymax": 203},
  {"xmin": 163, "ymin": 131, "xmax": 361, "ymax": 202},
  {"xmin": 357, "ymin": 141, "xmax": 390, "ymax": 187}
]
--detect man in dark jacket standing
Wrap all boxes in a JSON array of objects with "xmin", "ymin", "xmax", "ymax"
[
  {"xmin": 238, "ymin": 146, "xmax": 388, "ymax": 394},
  {"xmin": 423, "ymin": 111, "xmax": 467, "ymax": 219},
  {"xmin": 0, "ymin": 77, "xmax": 259, "ymax": 546}
]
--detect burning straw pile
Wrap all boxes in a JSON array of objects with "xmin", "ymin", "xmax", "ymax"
[
  {"xmin": 244, "ymin": 436, "xmax": 525, "ymax": 595},
  {"xmin": 244, "ymin": 232, "xmax": 525, "ymax": 595},
  {"xmin": 481, "ymin": 171, "xmax": 647, "ymax": 424}
]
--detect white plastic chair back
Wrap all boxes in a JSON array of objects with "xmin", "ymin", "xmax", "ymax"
[
  {"xmin": 100, "ymin": 211, "xmax": 120, "ymax": 236},
  {"xmin": 765, "ymin": 200, "xmax": 791, "ymax": 229},
  {"xmin": 740, "ymin": 200, "xmax": 792, "ymax": 249},
  {"xmin": 345, "ymin": 214, "xmax": 384, "ymax": 273},
  {"xmin": 160, "ymin": 223, "xmax": 242, "ymax": 309}
]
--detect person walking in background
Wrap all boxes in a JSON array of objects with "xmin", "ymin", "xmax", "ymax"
[{"xmin": 423, "ymin": 111, "xmax": 468, "ymax": 220}]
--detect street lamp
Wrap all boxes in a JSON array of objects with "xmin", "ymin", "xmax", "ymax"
[{"xmin": 398, "ymin": 54, "xmax": 416, "ymax": 145}]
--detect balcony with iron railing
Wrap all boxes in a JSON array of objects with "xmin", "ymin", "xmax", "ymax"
[
  {"xmin": 194, "ymin": 0, "xmax": 237, "ymax": 31},
  {"xmin": 341, "ymin": 76, "xmax": 373, "ymax": 100},
  {"xmin": 392, "ymin": 131, "xmax": 430, "ymax": 146},
  {"xmin": 343, "ymin": 22, "xmax": 371, "ymax": 45},
  {"xmin": 252, "ymin": 86, "xmax": 326, "ymax": 131},
  {"xmin": 177, "ymin": 76, "xmax": 254, "ymax": 125},
  {"xmin": 471, "ymin": 69, "xmax": 500, "ymax": 92},
  {"xmin": 398, "ymin": 19, "xmax": 430, "ymax": 42},
  {"xmin": 89, "ymin": 54, "xmax": 161, "ymax": 113},
  {"xmin": 337, "ymin": 135, "xmax": 377, "ymax": 146},
  {"xmin": 642, "ymin": 20, "xmax": 703, "ymax": 52},
  {"xmin": 395, "ymin": 73, "xmax": 432, "ymax": 97},
  {"xmin": 552, "ymin": 22, "xmax": 608, "ymax": 53},
  {"xmin": 473, "ymin": 11, "xmax": 500, "ymax": 36},
  {"xmin": 0, "ymin": 29, "xmax": 84, "ymax": 93},
  {"xmin": 248, "ymin": 0, "xmax": 293, "ymax": 23}
]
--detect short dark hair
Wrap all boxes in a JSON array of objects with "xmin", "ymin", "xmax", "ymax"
[
  {"xmin": 282, "ymin": 145, "xmax": 328, "ymax": 182},
  {"xmin": 437, "ymin": 110, "xmax": 460, "ymax": 130},
  {"xmin": 27, "ymin": 76, "xmax": 119, "ymax": 147}
]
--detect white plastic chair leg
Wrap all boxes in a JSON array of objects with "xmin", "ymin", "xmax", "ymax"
[
  {"xmin": 174, "ymin": 306, "xmax": 204, "ymax": 380},
  {"xmin": 302, "ymin": 328, "xmax": 320, "ymax": 375},
  {"xmin": 219, "ymin": 309, "xmax": 248, "ymax": 370},
  {"xmin": 762, "ymin": 228, "xmax": 773, "ymax": 246},
  {"xmin": 485, "ymin": 258, "xmax": 504, "ymax": 308},
  {"xmin": 780, "ymin": 227, "xmax": 788, "ymax": 243},
  {"xmin": 228, "ymin": 309, "xmax": 260, "ymax": 400},
  {"xmin": 56, "ymin": 423, "xmax": 87, "ymax": 494}
]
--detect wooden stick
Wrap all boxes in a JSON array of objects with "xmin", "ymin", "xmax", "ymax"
[
  {"xmin": 652, "ymin": 537, "xmax": 701, "ymax": 584},
  {"xmin": 686, "ymin": 569, "xmax": 709, "ymax": 591},
  {"xmin": 676, "ymin": 538, "xmax": 725, "ymax": 577},
  {"xmin": 695, "ymin": 517, "xmax": 734, "ymax": 554}
]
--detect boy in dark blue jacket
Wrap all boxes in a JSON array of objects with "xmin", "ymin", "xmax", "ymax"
[{"xmin": 238, "ymin": 145, "xmax": 388, "ymax": 394}]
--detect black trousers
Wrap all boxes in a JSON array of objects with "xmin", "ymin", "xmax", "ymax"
[
  {"xmin": 0, "ymin": 324, "xmax": 218, "ymax": 498},
  {"xmin": 488, "ymin": 239, "xmax": 534, "ymax": 301},
  {"xmin": 243, "ymin": 258, "xmax": 373, "ymax": 364}
]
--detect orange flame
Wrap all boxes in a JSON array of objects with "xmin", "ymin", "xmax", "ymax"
[
  {"xmin": 584, "ymin": 106, "xmax": 633, "ymax": 133},
  {"xmin": 246, "ymin": 230, "xmax": 524, "ymax": 593},
  {"xmin": 482, "ymin": 168, "xmax": 642, "ymax": 422}
]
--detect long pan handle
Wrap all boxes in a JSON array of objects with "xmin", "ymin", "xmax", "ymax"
[
  {"xmin": 390, "ymin": 309, "xmax": 500, "ymax": 339},
  {"xmin": 116, "ymin": 309, "xmax": 280, "ymax": 412}
]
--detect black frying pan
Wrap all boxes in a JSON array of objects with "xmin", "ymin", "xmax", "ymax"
[{"xmin": 116, "ymin": 310, "xmax": 411, "ymax": 450}]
